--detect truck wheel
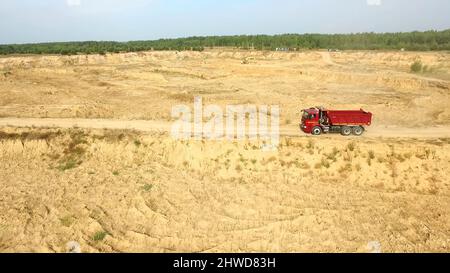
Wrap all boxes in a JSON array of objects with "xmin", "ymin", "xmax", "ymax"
[
  {"xmin": 341, "ymin": 126, "xmax": 352, "ymax": 136},
  {"xmin": 312, "ymin": 126, "xmax": 322, "ymax": 135},
  {"xmin": 352, "ymin": 126, "xmax": 364, "ymax": 136}
]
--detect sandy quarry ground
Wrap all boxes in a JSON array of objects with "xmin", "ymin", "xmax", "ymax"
[{"xmin": 0, "ymin": 49, "xmax": 449, "ymax": 253}]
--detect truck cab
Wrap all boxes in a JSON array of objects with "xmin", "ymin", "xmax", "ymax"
[{"xmin": 300, "ymin": 108, "xmax": 320, "ymax": 134}]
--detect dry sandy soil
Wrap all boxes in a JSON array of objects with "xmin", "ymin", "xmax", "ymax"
[{"xmin": 0, "ymin": 49, "xmax": 449, "ymax": 253}]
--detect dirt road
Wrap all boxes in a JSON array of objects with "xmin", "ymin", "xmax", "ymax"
[
  {"xmin": 1, "ymin": 117, "xmax": 449, "ymax": 139},
  {"xmin": 319, "ymin": 51, "xmax": 338, "ymax": 66}
]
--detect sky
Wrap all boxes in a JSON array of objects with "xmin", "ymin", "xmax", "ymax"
[{"xmin": 0, "ymin": 0, "xmax": 449, "ymax": 44}]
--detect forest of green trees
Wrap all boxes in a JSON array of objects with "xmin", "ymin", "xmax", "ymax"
[{"xmin": 1, "ymin": 30, "xmax": 449, "ymax": 55}]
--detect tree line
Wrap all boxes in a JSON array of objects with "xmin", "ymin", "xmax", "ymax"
[{"xmin": 1, "ymin": 29, "xmax": 449, "ymax": 55}]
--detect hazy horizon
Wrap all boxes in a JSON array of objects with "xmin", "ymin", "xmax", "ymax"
[{"xmin": 1, "ymin": 0, "xmax": 450, "ymax": 44}]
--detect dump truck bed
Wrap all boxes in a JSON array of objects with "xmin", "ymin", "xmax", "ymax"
[{"xmin": 325, "ymin": 110, "xmax": 372, "ymax": 126}]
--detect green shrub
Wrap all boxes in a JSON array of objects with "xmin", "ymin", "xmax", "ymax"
[
  {"xmin": 410, "ymin": 60, "xmax": 423, "ymax": 73},
  {"xmin": 92, "ymin": 231, "xmax": 107, "ymax": 241}
]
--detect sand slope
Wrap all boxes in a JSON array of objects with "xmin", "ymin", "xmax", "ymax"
[{"xmin": 0, "ymin": 128, "xmax": 449, "ymax": 253}]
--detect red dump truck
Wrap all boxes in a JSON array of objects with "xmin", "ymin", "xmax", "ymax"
[{"xmin": 300, "ymin": 107, "xmax": 372, "ymax": 136}]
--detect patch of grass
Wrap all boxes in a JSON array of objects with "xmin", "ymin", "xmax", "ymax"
[
  {"xmin": 387, "ymin": 154, "xmax": 398, "ymax": 179},
  {"xmin": 367, "ymin": 150, "xmax": 375, "ymax": 166},
  {"xmin": 2, "ymin": 71, "xmax": 12, "ymax": 77},
  {"xmin": 238, "ymin": 154, "xmax": 246, "ymax": 163},
  {"xmin": 326, "ymin": 147, "xmax": 340, "ymax": 162},
  {"xmin": 306, "ymin": 139, "xmax": 315, "ymax": 149},
  {"xmin": 112, "ymin": 171, "xmax": 119, "ymax": 176},
  {"xmin": 55, "ymin": 130, "xmax": 88, "ymax": 171},
  {"xmin": 142, "ymin": 183, "xmax": 153, "ymax": 192},
  {"xmin": 68, "ymin": 146, "xmax": 86, "ymax": 156},
  {"xmin": 93, "ymin": 130, "xmax": 140, "ymax": 142},
  {"xmin": 57, "ymin": 158, "xmax": 79, "ymax": 171},
  {"xmin": 68, "ymin": 131, "xmax": 88, "ymax": 149},
  {"xmin": 147, "ymin": 198, "xmax": 158, "ymax": 212},
  {"xmin": 315, "ymin": 158, "xmax": 330, "ymax": 169},
  {"xmin": 134, "ymin": 140, "xmax": 142, "ymax": 147},
  {"xmin": 395, "ymin": 154, "xmax": 406, "ymax": 163},
  {"xmin": 322, "ymin": 159, "xmax": 331, "ymax": 168},
  {"xmin": 346, "ymin": 142, "xmax": 356, "ymax": 152},
  {"xmin": 224, "ymin": 159, "xmax": 231, "ymax": 170},
  {"xmin": 284, "ymin": 138, "xmax": 293, "ymax": 147},
  {"xmin": 343, "ymin": 151, "xmax": 352, "ymax": 162},
  {"xmin": 0, "ymin": 130, "xmax": 61, "ymax": 142},
  {"xmin": 92, "ymin": 231, "xmax": 107, "ymax": 242},
  {"xmin": 415, "ymin": 148, "xmax": 436, "ymax": 160},
  {"xmin": 60, "ymin": 216, "xmax": 75, "ymax": 227},
  {"xmin": 339, "ymin": 163, "xmax": 352, "ymax": 172},
  {"xmin": 410, "ymin": 60, "xmax": 423, "ymax": 73}
]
